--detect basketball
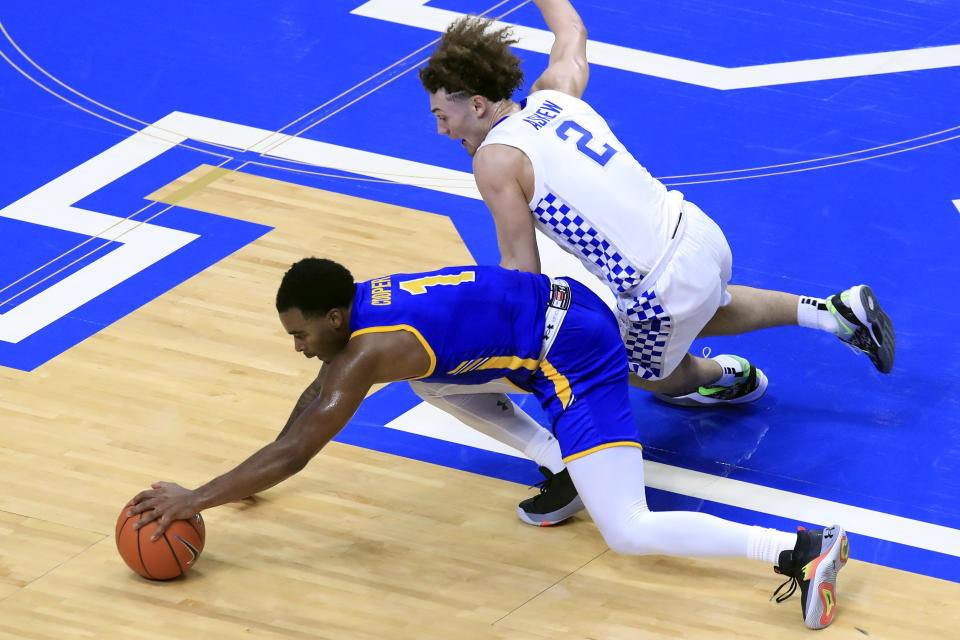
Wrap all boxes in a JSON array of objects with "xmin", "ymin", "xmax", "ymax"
[{"xmin": 115, "ymin": 502, "xmax": 205, "ymax": 580}]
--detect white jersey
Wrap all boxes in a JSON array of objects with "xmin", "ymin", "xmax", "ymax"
[{"xmin": 479, "ymin": 90, "xmax": 684, "ymax": 295}]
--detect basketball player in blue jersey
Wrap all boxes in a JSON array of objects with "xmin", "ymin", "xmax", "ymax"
[
  {"xmin": 414, "ymin": 0, "xmax": 894, "ymax": 534},
  {"xmin": 129, "ymin": 258, "xmax": 849, "ymax": 630}
]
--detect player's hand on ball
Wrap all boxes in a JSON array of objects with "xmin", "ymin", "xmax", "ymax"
[{"xmin": 128, "ymin": 482, "xmax": 199, "ymax": 540}]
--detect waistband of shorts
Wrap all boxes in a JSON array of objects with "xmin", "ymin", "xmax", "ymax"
[
  {"xmin": 538, "ymin": 278, "xmax": 571, "ymax": 365},
  {"xmin": 621, "ymin": 202, "xmax": 689, "ymax": 297}
]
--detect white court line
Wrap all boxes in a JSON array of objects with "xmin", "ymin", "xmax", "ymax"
[
  {"xmin": 147, "ymin": 112, "xmax": 960, "ymax": 558},
  {"xmin": 0, "ymin": 125, "xmax": 197, "ymax": 343},
  {"xmin": 388, "ymin": 403, "xmax": 960, "ymax": 558},
  {"xmin": 159, "ymin": 111, "xmax": 617, "ymax": 307},
  {"xmin": 352, "ymin": 0, "xmax": 960, "ymax": 90}
]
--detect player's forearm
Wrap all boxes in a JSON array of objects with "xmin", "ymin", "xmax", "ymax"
[
  {"xmin": 534, "ymin": 0, "xmax": 586, "ymax": 37},
  {"xmin": 191, "ymin": 440, "xmax": 308, "ymax": 511}
]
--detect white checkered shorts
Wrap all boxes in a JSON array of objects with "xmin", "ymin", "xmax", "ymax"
[{"xmin": 619, "ymin": 290, "xmax": 673, "ymax": 379}]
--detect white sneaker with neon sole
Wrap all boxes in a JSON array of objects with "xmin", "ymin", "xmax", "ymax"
[{"xmin": 655, "ymin": 355, "xmax": 768, "ymax": 407}]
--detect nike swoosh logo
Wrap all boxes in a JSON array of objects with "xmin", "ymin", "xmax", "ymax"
[{"xmin": 174, "ymin": 534, "xmax": 200, "ymax": 565}]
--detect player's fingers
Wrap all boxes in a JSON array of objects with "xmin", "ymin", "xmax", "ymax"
[
  {"xmin": 132, "ymin": 506, "xmax": 159, "ymax": 529},
  {"xmin": 127, "ymin": 495, "xmax": 156, "ymax": 515},
  {"xmin": 130, "ymin": 489, "xmax": 156, "ymax": 506},
  {"xmin": 151, "ymin": 513, "xmax": 173, "ymax": 541}
]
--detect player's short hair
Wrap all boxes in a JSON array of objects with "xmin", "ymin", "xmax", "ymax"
[
  {"xmin": 419, "ymin": 15, "xmax": 524, "ymax": 102},
  {"xmin": 276, "ymin": 258, "xmax": 356, "ymax": 317}
]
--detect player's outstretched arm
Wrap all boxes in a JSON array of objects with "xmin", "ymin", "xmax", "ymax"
[
  {"xmin": 224, "ymin": 364, "xmax": 326, "ymax": 503},
  {"xmin": 128, "ymin": 356, "xmax": 374, "ymax": 538},
  {"xmin": 127, "ymin": 331, "xmax": 432, "ymax": 538},
  {"xmin": 529, "ymin": 0, "xmax": 589, "ymax": 97}
]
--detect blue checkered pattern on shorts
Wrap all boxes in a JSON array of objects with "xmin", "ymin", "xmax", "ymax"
[
  {"xmin": 533, "ymin": 192, "xmax": 643, "ymax": 293},
  {"xmin": 620, "ymin": 290, "xmax": 672, "ymax": 379}
]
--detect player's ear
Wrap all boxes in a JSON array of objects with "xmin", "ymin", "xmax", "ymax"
[
  {"xmin": 472, "ymin": 95, "xmax": 487, "ymax": 115},
  {"xmin": 327, "ymin": 307, "xmax": 343, "ymax": 329}
]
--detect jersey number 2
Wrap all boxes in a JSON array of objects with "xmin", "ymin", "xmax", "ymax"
[{"xmin": 555, "ymin": 121, "xmax": 618, "ymax": 167}]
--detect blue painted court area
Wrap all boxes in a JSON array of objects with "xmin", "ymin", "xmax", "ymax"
[
  {"xmin": 0, "ymin": 219, "xmax": 121, "ymax": 314},
  {"xmin": 1, "ymin": 1, "xmax": 958, "ymax": 582}
]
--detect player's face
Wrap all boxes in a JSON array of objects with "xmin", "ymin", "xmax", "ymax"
[
  {"xmin": 279, "ymin": 307, "xmax": 348, "ymax": 363},
  {"xmin": 429, "ymin": 89, "xmax": 486, "ymax": 157}
]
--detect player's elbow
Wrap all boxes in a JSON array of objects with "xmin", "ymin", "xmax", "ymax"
[
  {"xmin": 569, "ymin": 22, "xmax": 588, "ymax": 63},
  {"xmin": 287, "ymin": 449, "xmax": 311, "ymax": 474},
  {"xmin": 559, "ymin": 13, "xmax": 586, "ymax": 46},
  {"xmin": 276, "ymin": 440, "xmax": 315, "ymax": 476}
]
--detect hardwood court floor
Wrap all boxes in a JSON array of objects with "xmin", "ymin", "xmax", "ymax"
[{"xmin": 1, "ymin": 166, "xmax": 957, "ymax": 639}]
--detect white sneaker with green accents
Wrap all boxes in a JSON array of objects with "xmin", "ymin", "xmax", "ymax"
[{"xmin": 655, "ymin": 354, "xmax": 768, "ymax": 407}]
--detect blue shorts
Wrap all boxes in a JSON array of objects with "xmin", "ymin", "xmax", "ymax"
[{"xmin": 508, "ymin": 278, "xmax": 642, "ymax": 462}]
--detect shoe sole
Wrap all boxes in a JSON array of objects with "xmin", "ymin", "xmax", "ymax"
[
  {"xmin": 803, "ymin": 525, "xmax": 850, "ymax": 630},
  {"xmin": 849, "ymin": 285, "xmax": 895, "ymax": 374},
  {"xmin": 654, "ymin": 368, "xmax": 769, "ymax": 407},
  {"xmin": 516, "ymin": 495, "xmax": 585, "ymax": 526}
]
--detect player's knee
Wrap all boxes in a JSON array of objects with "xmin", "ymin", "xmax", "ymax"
[
  {"xmin": 595, "ymin": 512, "xmax": 662, "ymax": 556},
  {"xmin": 600, "ymin": 528, "xmax": 662, "ymax": 555},
  {"xmin": 600, "ymin": 529, "xmax": 641, "ymax": 555}
]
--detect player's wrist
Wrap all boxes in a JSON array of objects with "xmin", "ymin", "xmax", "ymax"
[{"xmin": 190, "ymin": 483, "xmax": 222, "ymax": 512}]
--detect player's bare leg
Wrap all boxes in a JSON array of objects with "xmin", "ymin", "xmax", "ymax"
[{"xmin": 701, "ymin": 285, "xmax": 798, "ymax": 336}]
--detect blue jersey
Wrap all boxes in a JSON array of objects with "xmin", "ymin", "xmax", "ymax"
[
  {"xmin": 349, "ymin": 266, "xmax": 551, "ymax": 385},
  {"xmin": 351, "ymin": 265, "xmax": 641, "ymax": 462}
]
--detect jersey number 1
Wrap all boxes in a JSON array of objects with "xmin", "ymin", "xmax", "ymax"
[
  {"xmin": 555, "ymin": 121, "xmax": 618, "ymax": 167},
  {"xmin": 399, "ymin": 270, "xmax": 476, "ymax": 295}
]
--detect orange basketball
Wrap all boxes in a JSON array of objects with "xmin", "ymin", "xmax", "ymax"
[{"xmin": 115, "ymin": 501, "xmax": 205, "ymax": 580}]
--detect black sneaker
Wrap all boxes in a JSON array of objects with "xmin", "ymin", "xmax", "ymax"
[
  {"xmin": 517, "ymin": 467, "xmax": 584, "ymax": 526},
  {"xmin": 772, "ymin": 525, "xmax": 850, "ymax": 629},
  {"xmin": 827, "ymin": 285, "xmax": 895, "ymax": 373}
]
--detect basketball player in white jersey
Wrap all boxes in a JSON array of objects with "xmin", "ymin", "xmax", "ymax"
[
  {"xmin": 410, "ymin": 6, "xmax": 887, "ymax": 623},
  {"xmin": 411, "ymin": 0, "xmax": 894, "ymax": 529}
]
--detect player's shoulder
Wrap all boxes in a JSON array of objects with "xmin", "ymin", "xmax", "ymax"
[{"xmin": 473, "ymin": 141, "xmax": 526, "ymax": 179}]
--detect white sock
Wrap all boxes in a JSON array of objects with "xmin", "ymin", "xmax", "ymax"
[
  {"xmin": 411, "ymin": 387, "xmax": 565, "ymax": 473},
  {"xmin": 524, "ymin": 428, "xmax": 566, "ymax": 474},
  {"xmin": 747, "ymin": 526, "xmax": 798, "ymax": 564},
  {"xmin": 712, "ymin": 354, "xmax": 745, "ymax": 387},
  {"xmin": 797, "ymin": 296, "xmax": 840, "ymax": 334}
]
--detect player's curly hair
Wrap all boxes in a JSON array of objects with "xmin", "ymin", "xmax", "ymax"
[
  {"xmin": 276, "ymin": 258, "xmax": 356, "ymax": 317},
  {"xmin": 419, "ymin": 15, "xmax": 524, "ymax": 101}
]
